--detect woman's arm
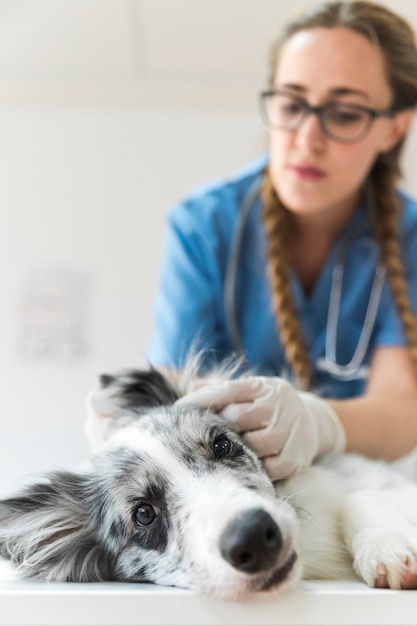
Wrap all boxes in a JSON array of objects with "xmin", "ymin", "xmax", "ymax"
[
  {"xmin": 327, "ymin": 346, "xmax": 417, "ymax": 460},
  {"xmin": 146, "ymin": 200, "xmax": 226, "ymax": 369}
]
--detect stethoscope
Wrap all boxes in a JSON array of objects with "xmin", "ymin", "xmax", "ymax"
[{"xmin": 224, "ymin": 175, "xmax": 386, "ymax": 382}]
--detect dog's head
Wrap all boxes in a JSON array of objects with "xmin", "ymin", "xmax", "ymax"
[{"xmin": 0, "ymin": 367, "xmax": 301, "ymax": 598}]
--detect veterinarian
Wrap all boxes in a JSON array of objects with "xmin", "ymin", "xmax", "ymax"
[{"xmin": 146, "ymin": 1, "xmax": 417, "ymax": 480}]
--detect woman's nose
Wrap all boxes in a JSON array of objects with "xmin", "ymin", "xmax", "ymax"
[{"xmin": 294, "ymin": 112, "xmax": 327, "ymax": 151}]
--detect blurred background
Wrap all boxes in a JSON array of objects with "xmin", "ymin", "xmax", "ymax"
[{"xmin": 1, "ymin": 0, "xmax": 417, "ymax": 496}]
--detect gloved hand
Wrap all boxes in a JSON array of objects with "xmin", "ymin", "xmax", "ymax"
[{"xmin": 176, "ymin": 376, "xmax": 346, "ymax": 480}]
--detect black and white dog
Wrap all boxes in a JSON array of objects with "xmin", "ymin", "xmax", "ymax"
[{"xmin": 1, "ymin": 366, "xmax": 417, "ymax": 598}]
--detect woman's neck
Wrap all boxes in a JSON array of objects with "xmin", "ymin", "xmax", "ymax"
[{"xmin": 287, "ymin": 191, "xmax": 361, "ymax": 294}]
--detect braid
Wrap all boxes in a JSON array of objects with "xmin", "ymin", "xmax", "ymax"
[
  {"xmin": 370, "ymin": 157, "xmax": 417, "ymax": 376},
  {"xmin": 261, "ymin": 170, "xmax": 312, "ymax": 389}
]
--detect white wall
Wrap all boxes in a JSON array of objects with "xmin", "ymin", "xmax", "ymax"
[
  {"xmin": 1, "ymin": 0, "xmax": 417, "ymax": 496},
  {"xmin": 0, "ymin": 109, "xmax": 264, "ymax": 495}
]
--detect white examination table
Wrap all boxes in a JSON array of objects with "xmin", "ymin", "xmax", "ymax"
[{"xmin": 1, "ymin": 560, "xmax": 416, "ymax": 626}]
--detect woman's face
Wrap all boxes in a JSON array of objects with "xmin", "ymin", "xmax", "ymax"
[{"xmin": 269, "ymin": 27, "xmax": 408, "ymax": 225}]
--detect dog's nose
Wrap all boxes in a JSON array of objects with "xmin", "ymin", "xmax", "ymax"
[{"xmin": 219, "ymin": 508, "xmax": 282, "ymax": 574}]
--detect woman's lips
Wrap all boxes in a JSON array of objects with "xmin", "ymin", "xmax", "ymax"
[{"xmin": 292, "ymin": 165, "xmax": 326, "ymax": 180}]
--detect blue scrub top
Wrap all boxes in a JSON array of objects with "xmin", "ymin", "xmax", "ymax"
[{"xmin": 146, "ymin": 155, "xmax": 417, "ymax": 398}]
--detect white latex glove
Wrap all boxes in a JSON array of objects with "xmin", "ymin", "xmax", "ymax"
[{"xmin": 176, "ymin": 376, "xmax": 346, "ymax": 480}]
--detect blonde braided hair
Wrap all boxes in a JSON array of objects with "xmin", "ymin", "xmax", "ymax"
[
  {"xmin": 262, "ymin": 171, "xmax": 313, "ymax": 389},
  {"xmin": 370, "ymin": 158, "xmax": 417, "ymax": 375},
  {"xmin": 262, "ymin": 1, "xmax": 417, "ymax": 389}
]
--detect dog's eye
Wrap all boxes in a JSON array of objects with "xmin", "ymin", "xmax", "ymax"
[
  {"xmin": 213, "ymin": 435, "xmax": 233, "ymax": 458},
  {"xmin": 134, "ymin": 503, "xmax": 158, "ymax": 527}
]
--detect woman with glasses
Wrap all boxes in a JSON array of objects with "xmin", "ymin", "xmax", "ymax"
[{"xmin": 147, "ymin": 2, "xmax": 417, "ymax": 481}]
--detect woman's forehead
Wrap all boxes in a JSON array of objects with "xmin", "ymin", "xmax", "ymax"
[{"xmin": 274, "ymin": 27, "xmax": 392, "ymax": 105}]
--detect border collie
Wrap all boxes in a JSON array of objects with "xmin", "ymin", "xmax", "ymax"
[{"xmin": 1, "ymin": 366, "xmax": 417, "ymax": 598}]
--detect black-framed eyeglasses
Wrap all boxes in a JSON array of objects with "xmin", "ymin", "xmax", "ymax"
[{"xmin": 259, "ymin": 89, "xmax": 394, "ymax": 143}]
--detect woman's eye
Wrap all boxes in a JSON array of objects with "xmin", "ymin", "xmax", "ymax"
[
  {"xmin": 284, "ymin": 103, "xmax": 303, "ymax": 115},
  {"xmin": 134, "ymin": 503, "xmax": 157, "ymax": 526},
  {"xmin": 278, "ymin": 101, "xmax": 303, "ymax": 117},
  {"xmin": 213, "ymin": 436, "xmax": 233, "ymax": 458},
  {"xmin": 328, "ymin": 107, "xmax": 364, "ymax": 125}
]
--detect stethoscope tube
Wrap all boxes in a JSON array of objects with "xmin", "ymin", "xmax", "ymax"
[
  {"xmin": 224, "ymin": 175, "xmax": 264, "ymax": 356},
  {"xmin": 317, "ymin": 230, "xmax": 386, "ymax": 381}
]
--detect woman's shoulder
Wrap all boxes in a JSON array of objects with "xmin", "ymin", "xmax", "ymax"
[
  {"xmin": 397, "ymin": 189, "xmax": 417, "ymax": 260},
  {"xmin": 398, "ymin": 185, "xmax": 417, "ymax": 241},
  {"xmin": 398, "ymin": 187, "xmax": 417, "ymax": 228},
  {"xmin": 167, "ymin": 154, "xmax": 267, "ymax": 230}
]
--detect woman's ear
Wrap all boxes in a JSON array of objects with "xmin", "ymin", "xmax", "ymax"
[{"xmin": 380, "ymin": 108, "xmax": 414, "ymax": 153}]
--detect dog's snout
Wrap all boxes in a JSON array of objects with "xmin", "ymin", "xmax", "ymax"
[{"xmin": 220, "ymin": 509, "xmax": 282, "ymax": 574}]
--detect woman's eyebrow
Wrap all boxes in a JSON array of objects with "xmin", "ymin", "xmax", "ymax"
[
  {"xmin": 330, "ymin": 87, "xmax": 371, "ymax": 100},
  {"xmin": 277, "ymin": 83, "xmax": 371, "ymax": 101}
]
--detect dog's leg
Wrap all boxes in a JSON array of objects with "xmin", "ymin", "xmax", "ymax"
[
  {"xmin": 278, "ymin": 466, "xmax": 355, "ymax": 580},
  {"xmin": 342, "ymin": 479, "xmax": 417, "ymax": 589}
]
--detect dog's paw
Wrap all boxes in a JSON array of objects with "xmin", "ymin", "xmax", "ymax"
[{"xmin": 353, "ymin": 529, "xmax": 417, "ymax": 589}]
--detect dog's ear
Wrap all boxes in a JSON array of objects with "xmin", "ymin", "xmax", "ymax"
[
  {"xmin": 89, "ymin": 367, "xmax": 180, "ymax": 419},
  {"xmin": 98, "ymin": 368, "xmax": 180, "ymax": 413},
  {"xmin": 85, "ymin": 367, "xmax": 180, "ymax": 454},
  {"xmin": 0, "ymin": 471, "xmax": 114, "ymax": 582}
]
